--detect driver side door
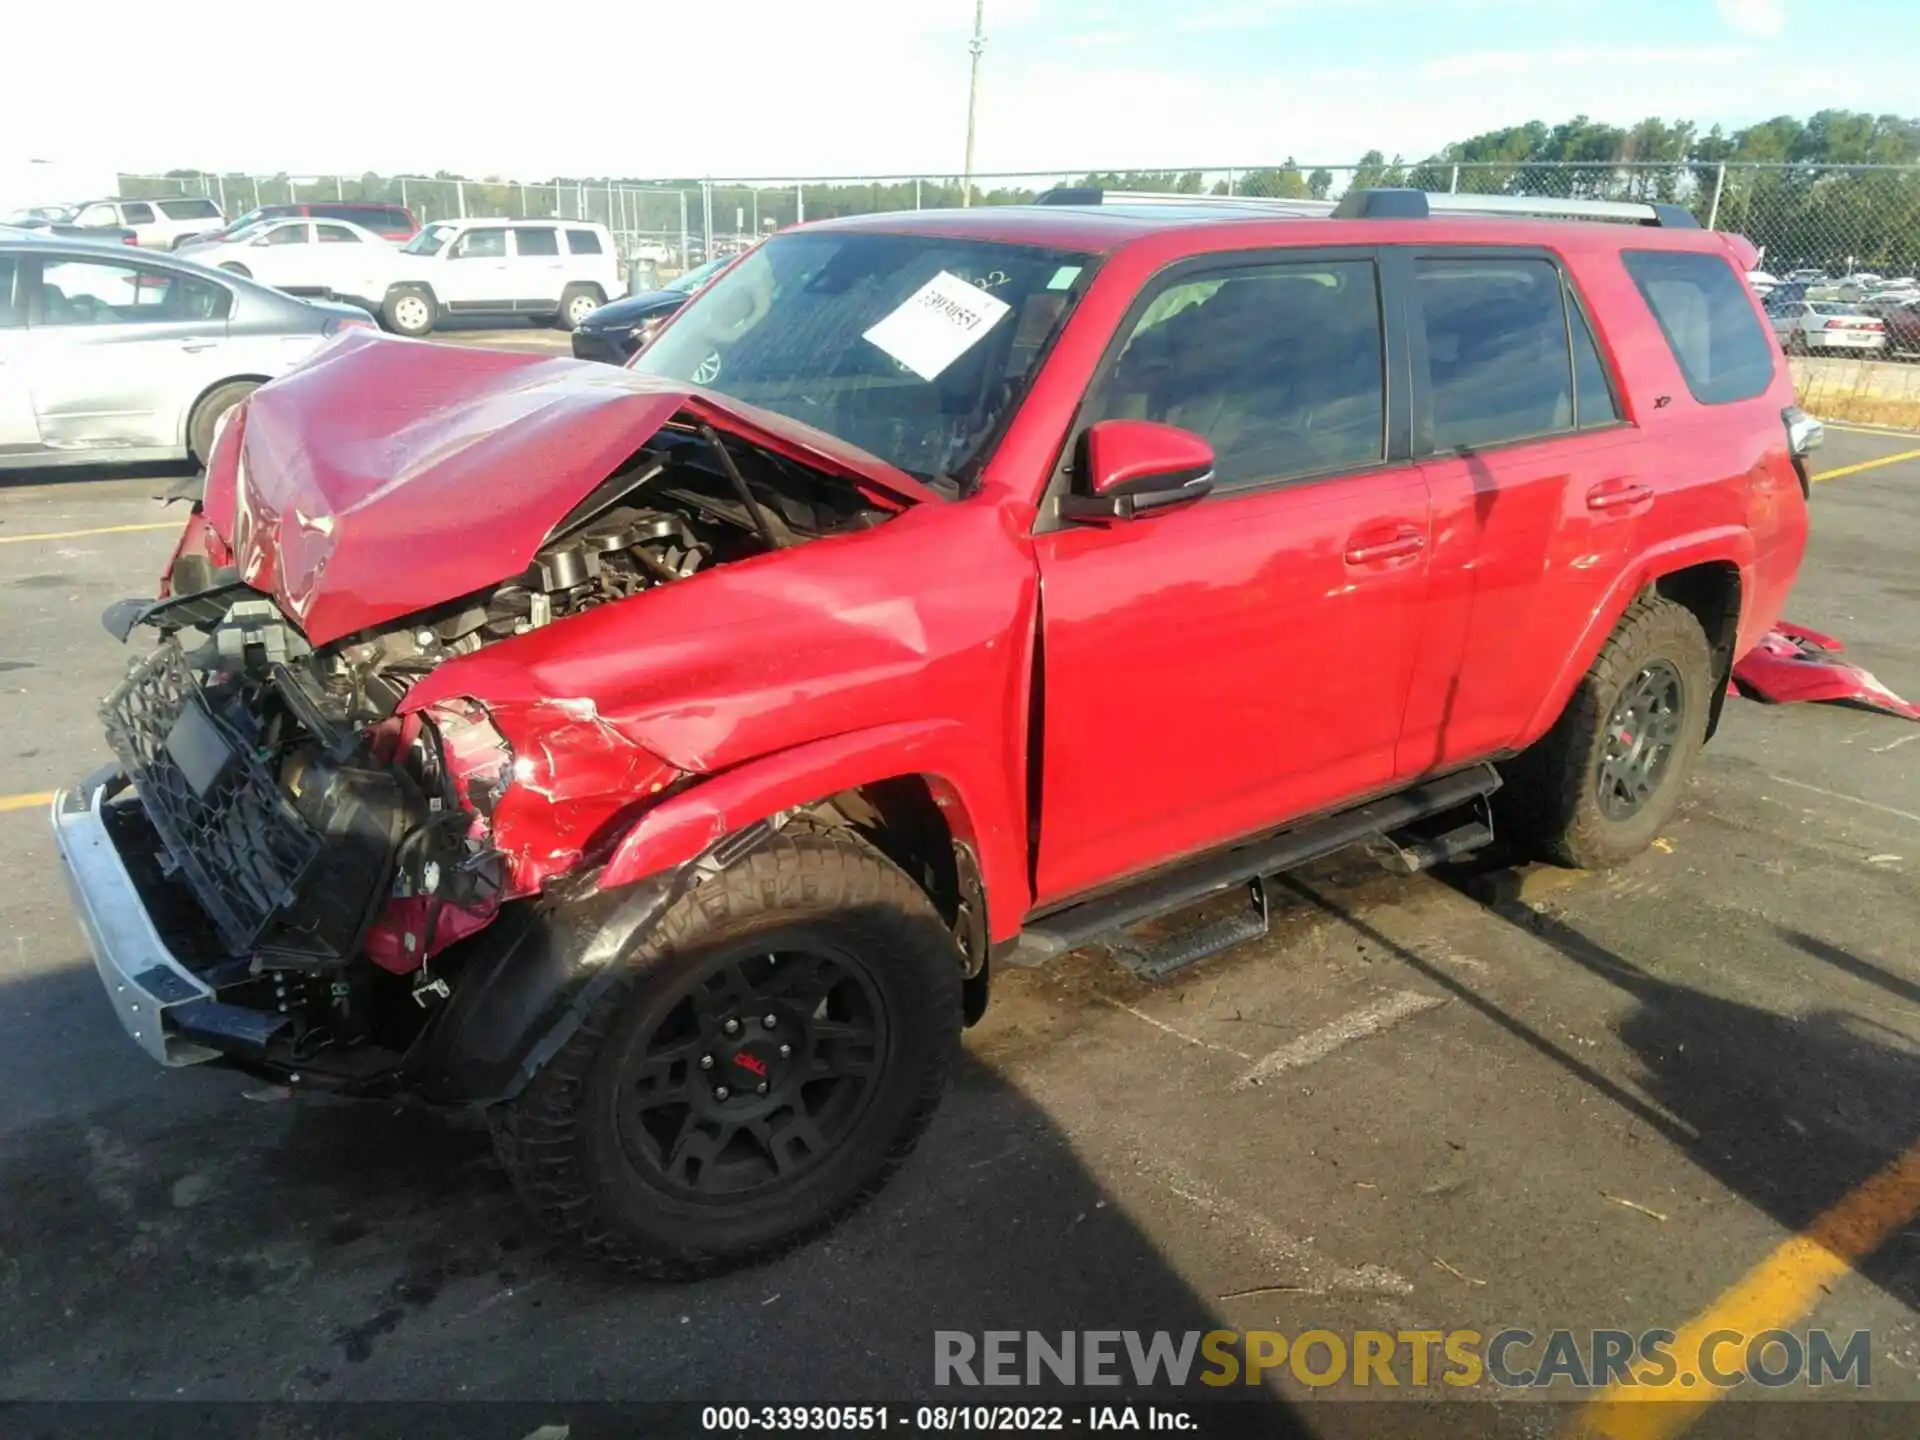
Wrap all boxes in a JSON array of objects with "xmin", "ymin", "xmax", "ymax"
[
  {"xmin": 440, "ymin": 226, "xmax": 511, "ymax": 311},
  {"xmin": 1029, "ymin": 250, "xmax": 1432, "ymax": 906}
]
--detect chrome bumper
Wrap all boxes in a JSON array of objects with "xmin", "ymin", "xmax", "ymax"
[{"xmin": 51, "ymin": 775, "xmax": 219, "ymax": 1067}]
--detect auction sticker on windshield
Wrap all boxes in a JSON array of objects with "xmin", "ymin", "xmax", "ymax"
[{"xmin": 862, "ymin": 271, "xmax": 1012, "ymax": 381}]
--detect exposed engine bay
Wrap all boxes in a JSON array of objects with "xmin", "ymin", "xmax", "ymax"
[{"xmin": 100, "ymin": 426, "xmax": 891, "ymax": 1078}]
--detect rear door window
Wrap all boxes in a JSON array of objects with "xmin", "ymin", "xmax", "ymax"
[
  {"xmin": 120, "ymin": 202, "xmax": 156, "ymax": 225},
  {"xmin": 1567, "ymin": 296, "xmax": 1621, "ymax": 427},
  {"xmin": 1622, "ymin": 250, "xmax": 1776, "ymax": 405},
  {"xmin": 1085, "ymin": 258, "xmax": 1387, "ymax": 487},
  {"xmin": 514, "ymin": 227, "xmax": 560, "ymax": 257},
  {"xmin": 158, "ymin": 198, "xmax": 221, "ymax": 220},
  {"xmin": 565, "ymin": 229, "xmax": 603, "ymax": 255},
  {"xmin": 1413, "ymin": 257, "xmax": 1573, "ymax": 450}
]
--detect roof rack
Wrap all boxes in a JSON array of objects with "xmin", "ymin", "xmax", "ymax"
[
  {"xmin": 1033, "ymin": 187, "xmax": 1334, "ymax": 217},
  {"xmin": 1033, "ymin": 185, "xmax": 1698, "ymax": 229},
  {"xmin": 1331, "ymin": 187, "xmax": 1699, "ymax": 227}
]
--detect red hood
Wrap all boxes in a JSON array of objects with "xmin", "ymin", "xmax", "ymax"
[{"xmin": 202, "ymin": 330, "xmax": 939, "ymax": 647}]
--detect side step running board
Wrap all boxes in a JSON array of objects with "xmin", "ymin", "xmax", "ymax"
[{"xmin": 1003, "ymin": 763, "xmax": 1501, "ymax": 975}]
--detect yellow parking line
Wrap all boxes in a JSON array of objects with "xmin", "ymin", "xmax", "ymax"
[
  {"xmin": 0, "ymin": 791, "xmax": 56, "ymax": 814},
  {"xmin": 0, "ymin": 520, "xmax": 178, "ymax": 546},
  {"xmin": 1810, "ymin": 447, "xmax": 1920, "ymax": 483},
  {"xmin": 1569, "ymin": 1137, "xmax": 1920, "ymax": 1440}
]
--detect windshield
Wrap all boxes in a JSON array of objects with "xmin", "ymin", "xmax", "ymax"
[
  {"xmin": 634, "ymin": 230, "xmax": 1093, "ymax": 487},
  {"xmin": 403, "ymin": 223, "xmax": 457, "ymax": 256}
]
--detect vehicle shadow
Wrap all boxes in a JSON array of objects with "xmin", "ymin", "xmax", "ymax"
[
  {"xmin": 0, "ymin": 960, "xmax": 1351, "ymax": 1430},
  {"xmin": 1279, "ymin": 874, "xmax": 1920, "ymax": 1312},
  {"xmin": 0, "ymin": 459, "xmax": 197, "ymax": 494}
]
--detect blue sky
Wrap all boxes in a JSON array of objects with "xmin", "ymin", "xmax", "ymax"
[{"xmin": 10, "ymin": 0, "xmax": 1916, "ymax": 180}]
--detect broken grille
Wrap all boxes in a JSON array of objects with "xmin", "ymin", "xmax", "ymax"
[{"xmin": 101, "ymin": 641, "xmax": 321, "ymax": 955}]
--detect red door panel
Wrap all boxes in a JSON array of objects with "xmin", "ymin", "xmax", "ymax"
[
  {"xmin": 1402, "ymin": 427, "xmax": 1648, "ymax": 774},
  {"xmin": 1031, "ymin": 466, "xmax": 1429, "ymax": 907}
]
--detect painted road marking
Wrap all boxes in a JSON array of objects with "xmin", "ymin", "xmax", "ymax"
[
  {"xmin": 1238, "ymin": 990, "xmax": 1446, "ymax": 1087},
  {"xmin": 1569, "ymin": 1137, "xmax": 1920, "ymax": 1439},
  {"xmin": 1767, "ymin": 773, "xmax": 1920, "ymax": 828},
  {"xmin": 1810, "ymin": 446, "xmax": 1920, "ymax": 483},
  {"xmin": 1098, "ymin": 995, "xmax": 1252, "ymax": 1061},
  {"xmin": 0, "ymin": 520, "xmax": 177, "ymax": 546},
  {"xmin": 0, "ymin": 791, "xmax": 55, "ymax": 814}
]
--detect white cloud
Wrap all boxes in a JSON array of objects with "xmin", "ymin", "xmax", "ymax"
[{"xmin": 1716, "ymin": 0, "xmax": 1788, "ymax": 38}]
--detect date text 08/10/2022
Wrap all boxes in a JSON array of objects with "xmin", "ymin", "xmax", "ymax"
[{"xmin": 700, "ymin": 1406, "xmax": 1196, "ymax": 1432}]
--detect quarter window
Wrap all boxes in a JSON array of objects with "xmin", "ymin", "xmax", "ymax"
[
  {"xmin": 1623, "ymin": 250, "xmax": 1776, "ymax": 405},
  {"xmin": 1085, "ymin": 259, "xmax": 1386, "ymax": 487}
]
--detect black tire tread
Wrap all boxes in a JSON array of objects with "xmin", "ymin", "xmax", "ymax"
[
  {"xmin": 490, "ymin": 824, "xmax": 959, "ymax": 1279},
  {"xmin": 1498, "ymin": 594, "xmax": 1712, "ymax": 869},
  {"xmin": 187, "ymin": 380, "xmax": 257, "ymax": 467}
]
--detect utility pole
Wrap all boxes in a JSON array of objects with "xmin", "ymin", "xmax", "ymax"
[{"xmin": 962, "ymin": 0, "xmax": 985, "ymax": 207}]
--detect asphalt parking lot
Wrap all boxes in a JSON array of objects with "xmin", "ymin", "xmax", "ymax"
[{"xmin": 0, "ymin": 414, "xmax": 1916, "ymax": 1435}]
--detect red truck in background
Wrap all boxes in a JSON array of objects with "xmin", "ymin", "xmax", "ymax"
[{"xmin": 53, "ymin": 188, "xmax": 1814, "ymax": 1277}]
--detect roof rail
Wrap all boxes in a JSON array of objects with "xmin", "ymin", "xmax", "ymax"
[
  {"xmin": 1331, "ymin": 187, "xmax": 1700, "ymax": 228},
  {"xmin": 1033, "ymin": 187, "xmax": 1334, "ymax": 216}
]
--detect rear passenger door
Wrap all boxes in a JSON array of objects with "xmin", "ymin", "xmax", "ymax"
[
  {"xmin": 1397, "ymin": 250, "xmax": 1639, "ymax": 775},
  {"xmin": 1030, "ymin": 251, "xmax": 1431, "ymax": 905},
  {"xmin": 511, "ymin": 227, "xmax": 565, "ymax": 310}
]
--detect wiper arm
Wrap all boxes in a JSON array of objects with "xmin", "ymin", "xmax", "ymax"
[{"xmin": 699, "ymin": 424, "xmax": 786, "ymax": 550}]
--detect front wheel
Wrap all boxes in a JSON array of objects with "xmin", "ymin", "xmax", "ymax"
[
  {"xmin": 1496, "ymin": 595, "xmax": 1713, "ymax": 869},
  {"xmin": 491, "ymin": 826, "xmax": 962, "ymax": 1277},
  {"xmin": 382, "ymin": 287, "xmax": 437, "ymax": 338}
]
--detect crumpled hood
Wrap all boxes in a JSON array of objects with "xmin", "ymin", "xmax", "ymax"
[{"xmin": 201, "ymin": 329, "xmax": 937, "ymax": 647}]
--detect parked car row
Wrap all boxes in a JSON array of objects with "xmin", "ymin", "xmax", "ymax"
[{"xmin": 0, "ymin": 231, "xmax": 376, "ymax": 471}]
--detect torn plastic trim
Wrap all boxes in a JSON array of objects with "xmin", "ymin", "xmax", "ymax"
[
  {"xmin": 1730, "ymin": 621, "xmax": 1920, "ymax": 722},
  {"xmin": 407, "ymin": 808, "xmax": 794, "ymax": 1106}
]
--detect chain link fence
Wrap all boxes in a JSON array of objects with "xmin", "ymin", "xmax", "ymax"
[{"xmin": 117, "ymin": 160, "xmax": 1920, "ymax": 423}]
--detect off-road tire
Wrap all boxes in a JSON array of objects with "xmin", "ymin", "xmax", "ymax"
[
  {"xmin": 490, "ymin": 826, "xmax": 962, "ymax": 1279},
  {"xmin": 1497, "ymin": 595, "xmax": 1713, "ymax": 869},
  {"xmin": 382, "ymin": 286, "xmax": 437, "ymax": 338},
  {"xmin": 187, "ymin": 381, "xmax": 258, "ymax": 468},
  {"xmin": 555, "ymin": 283, "xmax": 603, "ymax": 331}
]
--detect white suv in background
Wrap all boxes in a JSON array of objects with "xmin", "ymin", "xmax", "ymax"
[
  {"xmin": 376, "ymin": 219, "xmax": 624, "ymax": 336},
  {"xmin": 71, "ymin": 197, "xmax": 226, "ymax": 249}
]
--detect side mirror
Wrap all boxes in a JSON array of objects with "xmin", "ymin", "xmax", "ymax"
[{"xmin": 1059, "ymin": 419, "xmax": 1215, "ymax": 522}]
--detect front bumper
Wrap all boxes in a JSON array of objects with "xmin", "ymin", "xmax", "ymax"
[{"xmin": 51, "ymin": 773, "xmax": 219, "ymax": 1067}]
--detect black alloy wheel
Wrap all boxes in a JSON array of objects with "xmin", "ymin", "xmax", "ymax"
[
  {"xmin": 615, "ymin": 949, "xmax": 888, "ymax": 1199},
  {"xmin": 1595, "ymin": 659, "xmax": 1687, "ymax": 821}
]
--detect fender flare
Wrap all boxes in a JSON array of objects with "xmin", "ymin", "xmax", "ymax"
[
  {"xmin": 598, "ymin": 718, "xmax": 1028, "ymax": 940},
  {"xmin": 1518, "ymin": 528, "xmax": 1754, "ymax": 745}
]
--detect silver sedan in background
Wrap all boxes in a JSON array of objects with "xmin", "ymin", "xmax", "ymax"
[{"xmin": 0, "ymin": 233, "xmax": 374, "ymax": 470}]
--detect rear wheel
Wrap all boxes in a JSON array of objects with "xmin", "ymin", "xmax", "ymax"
[
  {"xmin": 186, "ymin": 380, "xmax": 258, "ymax": 468},
  {"xmin": 382, "ymin": 286, "xmax": 437, "ymax": 338},
  {"xmin": 1496, "ymin": 595, "xmax": 1713, "ymax": 869},
  {"xmin": 555, "ymin": 284, "xmax": 603, "ymax": 331},
  {"xmin": 491, "ymin": 826, "xmax": 962, "ymax": 1277}
]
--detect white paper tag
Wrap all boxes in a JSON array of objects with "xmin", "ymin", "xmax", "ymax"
[{"xmin": 862, "ymin": 270, "xmax": 1012, "ymax": 381}]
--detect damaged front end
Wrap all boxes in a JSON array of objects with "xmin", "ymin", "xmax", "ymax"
[{"xmin": 53, "ymin": 338, "xmax": 917, "ymax": 1097}]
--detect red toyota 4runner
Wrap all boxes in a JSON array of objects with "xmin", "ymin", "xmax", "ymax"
[{"xmin": 53, "ymin": 188, "xmax": 1815, "ymax": 1276}]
